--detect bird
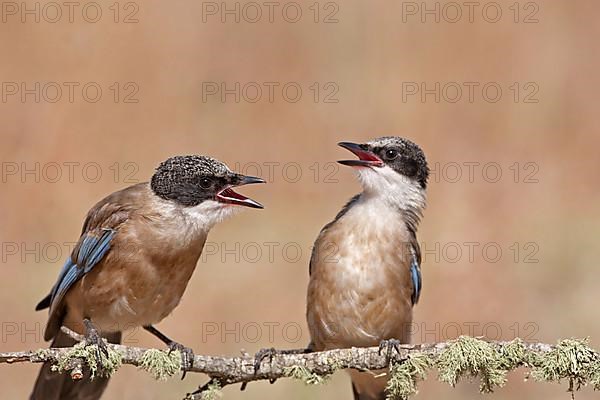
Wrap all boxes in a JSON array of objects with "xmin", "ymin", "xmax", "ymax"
[
  {"xmin": 31, "ymin": 155, "xmax": 265, "ymax": 400},
  {"xmin": 306, "ymin": 137, "xmax": 429, "ymax": 400}
]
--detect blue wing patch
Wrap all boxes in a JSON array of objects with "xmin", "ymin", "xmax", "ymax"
[
  {"xmin": 410, "ymin": 252, "xmax": 422, "ymax": 305},
  {"xmin": 48, "ymin": 228, "xmax": 115, "ymax": 313}
]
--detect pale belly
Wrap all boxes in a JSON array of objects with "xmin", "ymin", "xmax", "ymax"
[
  {"xmin": 91, "ymin": 283, "xmax": 187, "ymax": 330},
  {"xmin": 307, "ymin": 201, "xmax": 415, "ymax": 350},
  {"xmin": 307, "ymin": 272, "xmax": 413, "ymax": 350}
]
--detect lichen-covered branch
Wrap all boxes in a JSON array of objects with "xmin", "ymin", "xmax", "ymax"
[{"xmin": 1, "ymin": 329, "xmax": 599, "ymax": 400}]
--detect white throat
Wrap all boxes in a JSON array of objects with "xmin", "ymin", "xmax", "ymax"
[
  {"xmin": 181, "ymin": 200, "xmax": 241, "ymax": 230},
  {"xmin": 153, "ymin": 196, "xmax": 241, "ymax": 237},
  {"xmin": 354, "ymin": 165, "xmax": 426, "ymax": 215}
]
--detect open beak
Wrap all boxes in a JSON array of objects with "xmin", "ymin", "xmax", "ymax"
[
  {"xmin": 337, "ymin": 142, "xmax": 384, "ymax": 168},
  {"xmin": 216, "ymin": 175, "xmax": 265, "ymax": 209}
]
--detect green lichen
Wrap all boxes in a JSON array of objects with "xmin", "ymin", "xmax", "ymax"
[
  {"xmin": 323, "ymin": 356, "xmax": 344, "ymax": 373},
  {"xmin": 139, "ymin": 349, "xmax": 181, "ymax": 380},
  {"xmin": 273, "ymin": 338, "xmax": 600, "ymax": 398},
  {"xmin": 52, "ymin": 342, "xmax": 122, "ymax": 379},
  {"xmin": 531, "ymin": 338, "xmax": 600, "ymax": 393},
  {"xmin": 283, "ymin": 365, "xmax": 329, "ymax": 385},
  {"xmin": 497, "ymin": 338, "xmax": 529, "ymax": 370},
  {"xmin": 589, "ymin": 360, "xmax": 600, "ymax": 390},
  {"xmin": 33, "ymin": 348, "xmax": 50, "ymax": 361},
  {"xmin": 198, "ymin": 381, "xmax": 223, "ymax": 400},
  {"xmin": 277, "ymin": 337, "xmax": 600, "ymax": 398},
  {"xmin": 436, "ymin": 336, "xmax": 506, "ymax": 393},
  {"xmin": 386, "ymin": 353, "xmax": 432, "ymax": 399}
]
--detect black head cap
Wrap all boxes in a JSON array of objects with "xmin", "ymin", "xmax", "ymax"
[
  {"xmin": 369, "ymin": 137, "xmax": 429, "ymax": 188},
  {"xmin": 340, "ymin": 137, "xmax": 428, "ymax": 189},
  {"xmin": 150, "ymin": 155, "xmax": 228, "ymax": 206},
  {"xmin": 151, "ymin": 155, "xmax": 265, "ymax": 208}
]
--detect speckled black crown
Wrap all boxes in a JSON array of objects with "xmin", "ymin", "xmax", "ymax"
[
  {"xmin": 150, "ymin": 155, "xmax": 230, "ymax": 206},
  {"xmin": 368, "ymin": 136, "xmax": 429, "ymax": 189}
]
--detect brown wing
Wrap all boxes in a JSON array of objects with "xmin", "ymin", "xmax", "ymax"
[{"xmin": 40, "ymin": 183, "xmax": 148, "ymax": 340}]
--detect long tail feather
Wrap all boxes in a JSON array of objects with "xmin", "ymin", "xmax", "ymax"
[{"xmin": 30, "ymin": 330, "xmax": 121, "ymax": 400}]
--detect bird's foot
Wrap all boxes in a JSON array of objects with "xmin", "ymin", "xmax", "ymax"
[
  {"xmin": 253, "ymin": 347, "xmax": 312, "ymax": 384},
  {"xmin": 253, "ymin": 347, "xmax": 277, "ymax": 376},
  {"xmin": 168, "ymin": 341, "xmax": 194, "ymax": 380},
  {"xmin": 83, "ymin": 319, "xmax": 109, "ymax": 366},
  {"xmin": 378, "ymin": 338, "xmax": 403, "ymax": 363}
]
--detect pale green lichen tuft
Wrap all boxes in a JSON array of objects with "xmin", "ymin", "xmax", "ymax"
[
  {"xmin": 323, "ymin": 356, "xmax": 344, "ymax": 372},
  {"xmin": 196, "ymin": 381, "xmax": 223, "ymax": 400},
  {"xmin": 589, "ymin": 360, "xmax": 600, "ymax": 390},
  {"xmin": 283, "ymin": 365, "xmax": 329, "ymax": 385},
  {"xmin": 386, "ymin": 353, "xmax": 432, "ymax": 399},
  {"xmin": 52, "ymin": 342, "xmax": 122, "ymax": 379},
  {"xmin": 436, "ymin": 336, "xmax": 506, "ymax": 393},
  {"xmin": 531, "ymin": 338, "xmax": 600, "ymax": 393},
  {"xmin": 33, "ymin": 348, "xmax": 50, "ymax": 361},
  {"xmin": 139, "ymin": 349, "xmax": 181, "ymax": 380},
  {"xmin": 497, "ymin": 338, "xmax": 529, "ymax": 370}
]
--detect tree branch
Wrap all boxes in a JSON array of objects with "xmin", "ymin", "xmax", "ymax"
[{"xmin": 2, "ymin": 329, "xmax": 598, "ymax": 400}]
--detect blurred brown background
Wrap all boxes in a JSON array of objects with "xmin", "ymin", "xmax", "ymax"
[{"xmin": 1, "ymin": 0, "xmax": 599, "ymax": 398}]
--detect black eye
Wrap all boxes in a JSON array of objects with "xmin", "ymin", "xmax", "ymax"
[
  {"xmin": 199, "ymin": 177, "xmax": 212, "ymax": 189},
  {"xmin": 384, "ymin": 148, "xmax": 399, "ymax": 160}
]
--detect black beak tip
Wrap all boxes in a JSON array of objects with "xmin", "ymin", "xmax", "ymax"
[
  {"xmin": 239, "ymin": 175, "xmax": 266, "ymax": 185},
  {"xmin": 338, "ymin": 141, "xmax": 357, "ymax": 149}
]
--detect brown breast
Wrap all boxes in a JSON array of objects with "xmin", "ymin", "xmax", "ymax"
[{"xmin": 307, "ymin": 197, "xmax": 415, "ymax": 350}]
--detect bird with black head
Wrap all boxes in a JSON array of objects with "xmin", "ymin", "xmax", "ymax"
[{"xmin": 31, "ymin": 155, "xmax": 265, "ymax": 400}]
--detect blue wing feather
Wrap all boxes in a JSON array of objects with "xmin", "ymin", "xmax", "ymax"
[
  {"xmin": 48, "ymin": 229, "xmax": 115, "ymax": 313},
  {"xmin": 410, "ymin": 252, "xmax": 422, "ymax": 305},
  {"xmin": 83, "ymin": 229, "xmax": 114, "ymax": 272},
  {"xmin": 49, "ymin": 261, "xmax": 79, "ymax": 312}
]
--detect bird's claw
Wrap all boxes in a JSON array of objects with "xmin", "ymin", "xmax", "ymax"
[
  {"xmin": 168, "ymin": 341, "xmax": 194, "ymax": 380},
  {"xmin": 378, "ymin": 338, "xmax": 402, "ymax": 363},
  {"xmin": 83, "ymin": 319, "xmax": 109, "ymax": 363},
  {"xmin": 253, "ymin": 347, "xmax": 277, "ymax": 374},
  {"xmin": 250, "ymin": 347, "xmax": 310, "ymax": 386}
]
